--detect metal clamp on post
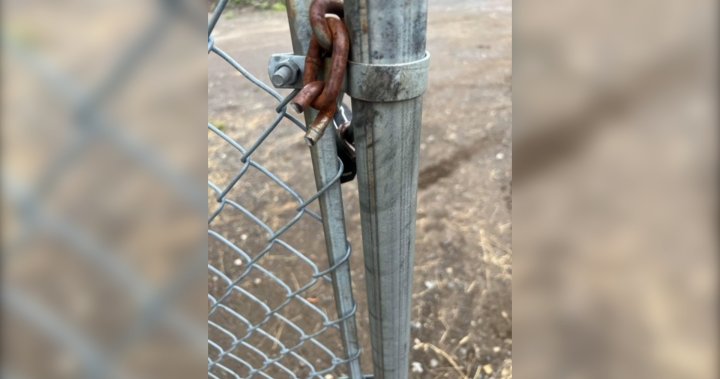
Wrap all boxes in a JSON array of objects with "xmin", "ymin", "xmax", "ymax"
[{"xmin": 346, "ymin": 51, "xmax": 430, "ymax": 102}]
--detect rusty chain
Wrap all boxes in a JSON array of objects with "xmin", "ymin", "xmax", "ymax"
[
  {"xmin": 309, "ymin": 0, "xmax": 345, "ymax": 50},
  {"xmin": 291, "ymin": 0, "xmax": 350, "ymax": 147}
]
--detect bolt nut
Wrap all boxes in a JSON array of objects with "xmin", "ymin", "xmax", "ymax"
[
  {"xmin": 271, "ymin": 65, "xmax": 295, "ymax": 87},
  {"xmin": 270, "ymin": 59, "xmax": 301, "ymax": 88}
]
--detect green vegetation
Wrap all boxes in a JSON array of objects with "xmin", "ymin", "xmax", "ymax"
[{"xmin": 211, "ymin": 120, "xmax": 228, "ymax": 132}]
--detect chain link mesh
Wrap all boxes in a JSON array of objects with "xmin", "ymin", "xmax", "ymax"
[{"xmin": 207, "ymin": 1, "xmax": 360, "ymax": 378}]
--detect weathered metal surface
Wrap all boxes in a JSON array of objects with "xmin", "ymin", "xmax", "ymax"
[
  {"xmin": 285, "ymin": 1, "xmax": 364, "ymax": 377},
  {"xmin": 343, "ymin": 0, "xmax": 429, "ymax": 377},
  {"xmin": 312, "ymin": 17, "xmax": 349, "ymax": 111},
  {"xmin": 310, "ymin": 0, "xmax": 345, "ymax": 49},
  {"xmin": 302, "ymin": 35, "xmax": 324, "ymax": 85},
  {"xmin": 291, "ymin": 12, "xmax": 350, "ymax": 145},
  {"xmin": 347, "ymin": 52, "xmax": 430, "ymax": 102},
  {"xmin": 304, "ymin": 109, "xmax": 335, "ymax": 146},
  {"xmin": 290, "ymin": 80, "xmax": 324, "ymax": 112},
  {"xmin": 285, "ymin": 0, "xmax": 313, "ymax": 53},
  {"xmin": 267, "ymin": 53, "xmax": 305, "ymax": 88}
]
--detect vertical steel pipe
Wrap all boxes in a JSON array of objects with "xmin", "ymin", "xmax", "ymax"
[
  {"xmin": 343, "ymin": 0, "xmax": 429, "ymax": 377},
  {"xmin": 285, "ymin": 1, "xmax": 364, "ymax": 378}
]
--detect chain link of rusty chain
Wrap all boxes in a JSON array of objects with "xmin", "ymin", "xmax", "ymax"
[{"xmin": 291, "ymin": 0, "xmax": 350, "ymax": 147}]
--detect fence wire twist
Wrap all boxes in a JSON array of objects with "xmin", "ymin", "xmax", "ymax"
[{"xmin": 208, "ymin": 1, "xmax": 360, "ymax": 378}]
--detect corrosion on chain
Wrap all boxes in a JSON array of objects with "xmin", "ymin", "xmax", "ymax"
[
  {"xmin": 291, "ymin": 0, "xmax": 349, "ymax": 146},
  {"xmin": 309, "ymin": 0, "xmax": 344, "ymax": 50}
]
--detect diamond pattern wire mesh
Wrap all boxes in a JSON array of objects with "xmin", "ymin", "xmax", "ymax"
[{"xmin": 207, "ymin": 2, "xmax": 360, "ymax": 378}]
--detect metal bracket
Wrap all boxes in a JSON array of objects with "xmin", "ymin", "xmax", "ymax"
[
  {"xmin": 346, "ymin": 51, "xmax": 430, "ymax": 102},
  {"xmin": 267, "ymin": 53, "xmax": 306, "ymax": 89},
  {"xmin": 270, "ymin": 51, "xmax": 431, "ymax": 102}
]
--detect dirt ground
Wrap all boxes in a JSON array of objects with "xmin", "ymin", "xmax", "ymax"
[{"xmin": 208, "ymin": 0, "xmax": 511, "ymax": 377}]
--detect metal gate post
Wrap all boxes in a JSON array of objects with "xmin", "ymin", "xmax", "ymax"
[
  {"xmin": 284, "ymin": 1, "xmax": 363, "ymax": 377},
  {"xmin": 343, "ymin": 0, "xmax": 430, "ymax": 378}
]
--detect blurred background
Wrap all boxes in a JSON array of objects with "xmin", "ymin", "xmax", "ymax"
[
  {"xmin": 2, "ymin": 0, "xmax": 716, "ymax": 378},
  {"xmin": 514, "ymin": 0, "xmax": 717, "ymax": 378},
  {"xmin": 2, "ymin": 1, "xmax": 207, "ymax": 379}
]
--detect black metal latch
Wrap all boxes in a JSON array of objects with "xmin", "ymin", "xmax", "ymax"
[{"xmin": 333, "ymin": 102, "xmax": 355, "ymax": 183}]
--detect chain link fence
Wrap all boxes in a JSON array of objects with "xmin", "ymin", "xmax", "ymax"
[
  {"xmin": 207, "ymin": 1, "xmax": 362, "ymax": 377},
  {"xmin": 3, "ymin": 0, "xmax": 428, "ymax": 378}
]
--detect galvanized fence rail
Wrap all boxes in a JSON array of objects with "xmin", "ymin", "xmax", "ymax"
[
  {"xmin": 207, "ymin": 0, "xmax": 363, "ymax": 378},
  {"xmin": 343, "ymin": 1, "xmax": 428, "ymax": 377}
]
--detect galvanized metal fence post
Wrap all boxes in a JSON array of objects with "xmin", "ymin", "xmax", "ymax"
[
  {"xmin": 284, "ymin": 1, "xmax": 364, "ymax": 377},
  {"xmin": 343, "ymin": 0, "xmax": 430, "ymax": 377}
]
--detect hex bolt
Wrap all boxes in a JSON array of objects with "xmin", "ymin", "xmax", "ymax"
[{"xmin": 271, "ymin": 65, "xmax": 297, "ymax": 87}]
